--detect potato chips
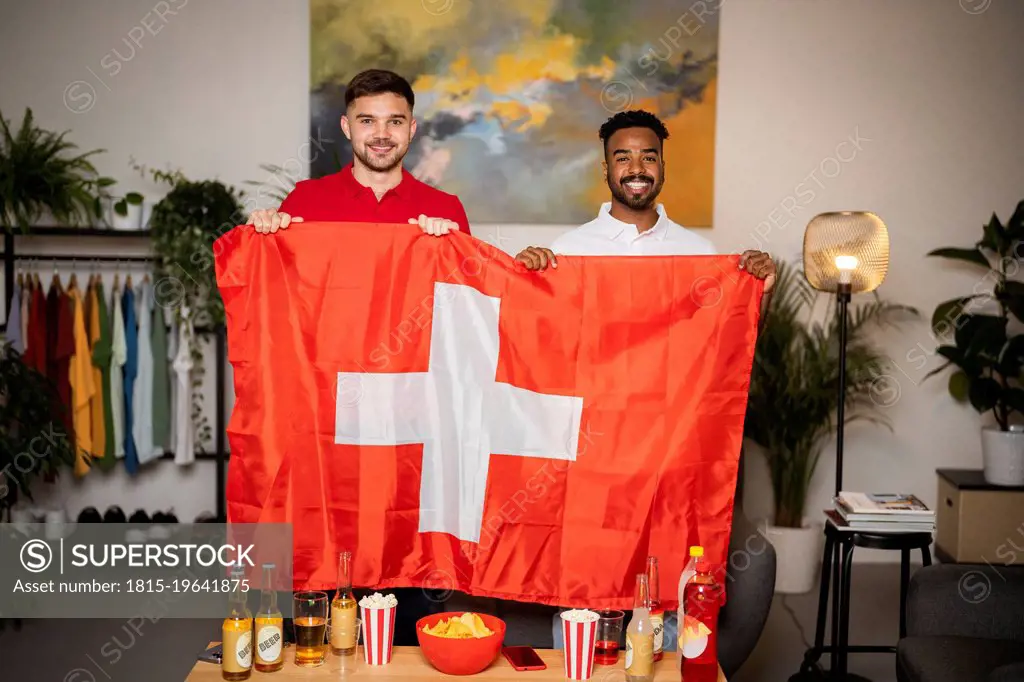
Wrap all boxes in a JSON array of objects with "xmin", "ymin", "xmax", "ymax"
[{"xmin": 422, "ymin": 612, "xmax": 494, "ymax": 639}]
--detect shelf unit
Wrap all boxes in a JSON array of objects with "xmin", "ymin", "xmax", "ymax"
[{"xmin": 2, "ymin": 227, "xmax": 228, "ymax": 521}]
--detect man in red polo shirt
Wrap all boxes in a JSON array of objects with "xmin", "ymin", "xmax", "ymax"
[
  {"xmin": 245, "ymin": 68, "xmax": 469, "ymax": 647},
  {"xmin": 247, "ymin": 69, "xmax": 469, "ymax": 237}
]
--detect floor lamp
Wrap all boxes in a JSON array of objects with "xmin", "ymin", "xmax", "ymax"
[
  {"xmin": 803, "ymin": 211, "xmax": 890, "ymax": 497},
  {"xmin": 798, "ymin": 211, "xmax": 890, "ymax": 682}
]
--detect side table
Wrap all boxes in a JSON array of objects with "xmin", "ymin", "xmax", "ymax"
[{"xmin": 793, "ymin": 516, "xmax": 933, "ymax": 680}]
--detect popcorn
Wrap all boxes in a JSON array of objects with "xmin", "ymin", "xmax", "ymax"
[
  {"xmin": 560, "ymin": 609, "xmax": 600, "ymax": 623},
  {"xmin": 359, "ymin": 592, "xmax": 398, "ymax": 609}
]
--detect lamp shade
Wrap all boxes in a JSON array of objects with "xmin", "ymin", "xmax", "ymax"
[{"xmin": 802, "ymin": 211, "xmax": 890, "ymax": 293}]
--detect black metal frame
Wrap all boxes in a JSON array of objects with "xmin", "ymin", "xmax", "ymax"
[
  {"xmin": 793, "ymin": 284, "xmax": 935, "ymax": 680},
  {"xmin": 2, "ymin": 227, "xmax": 228, "ymax": 521}
]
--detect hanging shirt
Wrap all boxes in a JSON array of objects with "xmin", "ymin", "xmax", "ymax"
[
  {"xmin": 167, "ymin": 314, "xmax": 178, "ymax": 455},
  {"xmin": 68, "ymin": 284, "xmax": 96, "ymax": 476},
  {"xmin": 21, "ymin": 280, "xmax": 31, "ymax": 355},
  {"xmin": 122, "ymin": 283, "xmax": 139, "ymax": 474},
  {"xmin": 24, "ymin": 281, "xmax": 48, "ymax": 374},
  {"xmin": 89, "ymin": 280, "xmax": 114, "ymax": 468},
  {"xmin": 151, "ymin": 301, "xmax": 171, "ymax": 453},
  {"xmin": 173, "ymin": 306, "xmax": 195, "ymax": 466},
  {"xmin": 46, "ymin": 280, "xmax": 76, "ymax": 443},
  {"xmin": 133, "ymin": 278, "xmax": 160, "ymax": 465},
  {"xmin": 110, "ymin": 283, "xmax": 127, "ymax": 459},
  {"xmin": 7, "ymin": 282, "xmax": 23, "ymax": 352}
]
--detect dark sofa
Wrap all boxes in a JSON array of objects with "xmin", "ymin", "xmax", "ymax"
[{"xmin": 897, "ymin": 563, "xmax": 1024, "ymax": 682}]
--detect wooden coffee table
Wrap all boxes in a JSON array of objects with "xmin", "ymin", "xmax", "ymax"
[{"xmin": 186, "ymin": 643, "xmax": 726, "ymax": 680}]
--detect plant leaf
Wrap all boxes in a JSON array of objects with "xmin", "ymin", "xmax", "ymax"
[
  {"xmin": 926, "ymin": 247, "xmax": 990, "ymax": 268},
  {"xmin": 1005, "ymin": 388, "xmax": 1024, "ymax": 414},
  {"xmin": 932, "ymin": 297, "xmax": 981, "ymax": 335},
  {"xmin": 996, "ymin": 281, "xmax": 1024, "ymax": 322},
  {"xmin": 949, "ymin": 371, "xmax": 970, "ymax": 402},
  {"xmin": 981, "ymin": 212, "xmax": 1007, "ymax": 253},
  {"xmin": 968, "ymin": 376, "xmax": 1002, "ymax": 413},
  {"xmin": 1005, "ymin": 199, "xmax": 1024, "ymax": 242}
]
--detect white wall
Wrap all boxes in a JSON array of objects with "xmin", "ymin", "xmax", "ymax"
[{"xmin": 2, "ymin": 0, "xmax": 1023, "ymax": 560}]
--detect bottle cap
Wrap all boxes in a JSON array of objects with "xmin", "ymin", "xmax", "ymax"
[{"xmin": 690, "ymin": 546, "xmax": 704, "ymax": 557}]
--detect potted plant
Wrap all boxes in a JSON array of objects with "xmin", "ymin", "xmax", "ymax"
[
  {"xmin": 144, "ymin": 165, "xmax": 244, "ymax": 449},
  {"xmin": 108, "ymin": 191, "xmax": 145, "ymax": 230},
  {"xmin": 926, "ymin": 199, "xmax": 1024, "ymax": 486},
  {"xmin": 0, "ymin": 344, "xmax": 77, "ymax": 521},
  {"xmin": 0, "ymin": 107, "xmax": 113, "ymax": 232},
  {"xmin": 744, "ymin": 261, "xmax": 916, "ymax": 593}
]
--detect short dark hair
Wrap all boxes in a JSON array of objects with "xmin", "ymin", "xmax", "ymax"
[
  {"xmin": 598, "ymin": 110, "xmax": 670, "ymax": 153},
  {"xmin": 344, "ymin": 69, "xmax": 415, "ymax": 110}
]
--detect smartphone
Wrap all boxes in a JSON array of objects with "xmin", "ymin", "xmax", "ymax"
[
  {"xmin": 196, "ymin": 644, "xmax": 222, "ymax": 665},
  {"xmin": 502, "ymin": 646, "xmax": 547, "ymax": 671}
]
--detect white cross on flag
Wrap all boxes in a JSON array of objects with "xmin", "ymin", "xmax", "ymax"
[{"xmin": 217, "ymin": 222, "xmax": 763, "ymax": 610}]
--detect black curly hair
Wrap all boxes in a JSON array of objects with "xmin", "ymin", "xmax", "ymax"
[{"xmin": 598, "ymin": 110, "xmax": 670, "ymax": 155}]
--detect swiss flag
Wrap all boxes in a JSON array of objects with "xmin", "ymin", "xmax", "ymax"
[{"xmin": 214, "ymin": 222, "xmax": 762, "ymax": 610}]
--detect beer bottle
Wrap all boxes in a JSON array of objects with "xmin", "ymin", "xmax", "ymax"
[
  {"xmin": 329, "ymin": 550, "xmax": 358, "ymax": 656},
  {"xmin": 625, "ymin": 573, "xmax": 654, "ymax": 682},
  {"xmin": 646, "ymin": 556, "xmax": 664, "ymax": 661},
  {"xmin": 254, "ymin": 563, "xmax": 283, "ymax": 673},
  {"xmin": 221, "ymin": 564, "xmax": 253, "ymax": 681}
]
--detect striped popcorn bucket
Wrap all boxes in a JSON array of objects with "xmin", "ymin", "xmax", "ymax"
[
  {"xmin": 560, "ymin": 612, "xmax": 598, "ymax": 680},
  {"xmin": 360, "ymin": 605, "xmax": 396, "ymax": 665}
]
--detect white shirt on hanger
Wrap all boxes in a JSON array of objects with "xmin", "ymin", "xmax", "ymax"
[
  {"xmin": 173, "ymin": 306, "xmax": 196, "ymax": 466},
  {"xmin": 133, "ymin": 278, "xmax": 161, "ymax": 464},
  {"xmin": 167, "ymin": 314, "xmax": 178, "ymax": 456},
  {"xmin": 110, "ymin": 283, "xmax": 127, "ymax": 458}
]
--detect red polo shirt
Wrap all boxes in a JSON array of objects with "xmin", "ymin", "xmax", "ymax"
[{"xmin": 279, "ymin": 163, "xmax": 471, "ymax": 235}]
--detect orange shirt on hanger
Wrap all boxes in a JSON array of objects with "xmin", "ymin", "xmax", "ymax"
[{"xmin": 68, "ymin": 284, "xmax": 96, "ymax": 476}]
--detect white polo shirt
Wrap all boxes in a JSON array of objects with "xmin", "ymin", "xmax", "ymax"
[{"xmin": 551, "ymin": 202, "xmax": 717, "ymax": 256}]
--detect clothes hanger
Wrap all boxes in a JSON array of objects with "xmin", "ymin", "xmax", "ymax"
[
  {"xmin": 51, "ymin": 258, "xmax": 62, "ymax": 292},
  {"xmin": 69, "ymin": 257, "xmax": 78, "ymax": 291}
]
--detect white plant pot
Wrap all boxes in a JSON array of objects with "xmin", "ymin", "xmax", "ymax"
[
  {"xmin": 107, "ymin": 198, "xmax": 143, "ymax": 230},
  {"xmin": 765, "ymin": 519, "xmax": 824, "ymax": 594},
  {"xmin": 141, "ymin": 200, "xmax": 155, "ymax": 230},
  {"xmin": 981, "ymin": 426, "xmax": 1024, "ymax": 486}
]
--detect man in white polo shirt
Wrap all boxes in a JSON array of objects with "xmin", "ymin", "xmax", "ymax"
[
  {"xmin": 516, "ymin": 109, "xmax": 775, "ymax": 322},
  {"xmin": 515, "ymin": 110, "xmax": 775, "ymax": 651}
]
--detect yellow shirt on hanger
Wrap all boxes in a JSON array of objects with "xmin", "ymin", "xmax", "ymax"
[
  {"xmin": 87, "ymin": 280, "xmax": 106, "ymax": 461},
  {"xmin": 68, "ymin": 284, "xmax": 96, "ymax": 477}
]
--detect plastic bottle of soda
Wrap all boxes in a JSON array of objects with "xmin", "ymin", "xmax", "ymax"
[{"xmin": 680, "ymin": 555, "xmax": 723, "ymax": 682}]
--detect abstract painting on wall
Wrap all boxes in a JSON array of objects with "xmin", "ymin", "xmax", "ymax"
[{"xmin": 310, "ymin": 0, "xmax": 719, "ymax": 226}]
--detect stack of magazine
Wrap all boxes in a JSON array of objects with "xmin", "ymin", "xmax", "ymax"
[{"xmin": 825, "ymin": 492, "xmax": 935, "ymax": 533}]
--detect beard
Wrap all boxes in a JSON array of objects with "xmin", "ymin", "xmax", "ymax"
[
  {"xmin": 353, "ymin": 137, "xmax": 406, "ymax": 172},
  {"xmin": 609, "ymin": 173, "xmax": 664, "ymax": 210}
]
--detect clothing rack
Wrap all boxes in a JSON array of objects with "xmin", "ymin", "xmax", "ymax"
[{"xmin": 2, "ymin": 228, "xmax": 228, "ymax": 521}]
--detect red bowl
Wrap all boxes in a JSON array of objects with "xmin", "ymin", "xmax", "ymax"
[{"xmin": 416, "ymin": 611, "xmax": 507, "ymax": 675}]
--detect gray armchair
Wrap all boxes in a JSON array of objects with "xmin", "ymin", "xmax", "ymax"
[
  {"xmin": 897, "ymin": 563, "xmax": 1024, "ymax": 682},
  {"xmin": 442, "ymin": 507, "xmax": 776, "ymax": 678}
]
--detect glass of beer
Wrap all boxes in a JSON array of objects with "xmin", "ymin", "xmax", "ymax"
[{"xmin": 293, "ymin": 591, "xmax": 329, "ymax": 668}]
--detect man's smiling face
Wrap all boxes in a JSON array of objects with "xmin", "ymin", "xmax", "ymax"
[
  {"xmin": 604, "ymin": 126, "xmax": 665, "ymax": 210},
  {"xmin": 342, "ymin": 92, "xmax": 417, "ymax": 172}
]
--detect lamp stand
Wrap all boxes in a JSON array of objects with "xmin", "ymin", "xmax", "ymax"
[
  {"xmin": 791, "ymin": 284, "xmax": 873, "ymax": 682},
  {"xmin": 834, "ymin": 284, "xmax": 851, "ymax": 498}
]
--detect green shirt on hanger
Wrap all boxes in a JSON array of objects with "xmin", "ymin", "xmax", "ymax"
[{"xmin": 92, "ymin": 279, "xmax": 117, "ymax": 471}]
